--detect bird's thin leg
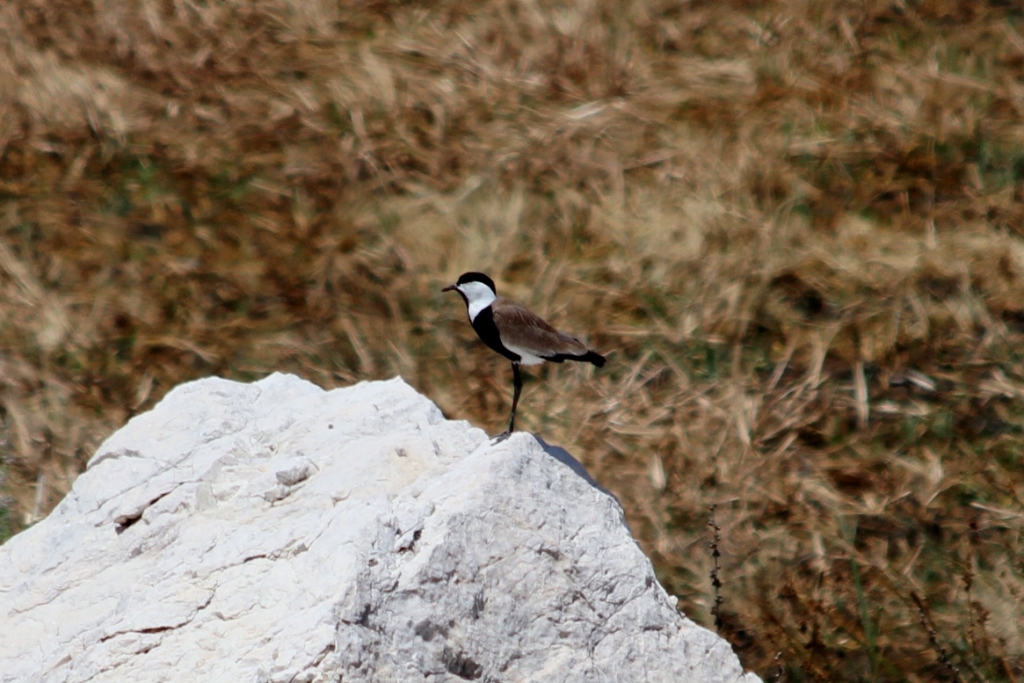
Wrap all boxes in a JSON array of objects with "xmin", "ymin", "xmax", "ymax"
[
  {"xmin": 493, "ymin": 362, "xmax": 522, "ymax": 443},
  {"xmin": 508, "ymin": 362, "xmax": 523, "ymax": 433}
]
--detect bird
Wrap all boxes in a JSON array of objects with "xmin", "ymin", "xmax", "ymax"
[{"xmin": 442, "ymin": 271, "xmax": 606, "ymax": 441}]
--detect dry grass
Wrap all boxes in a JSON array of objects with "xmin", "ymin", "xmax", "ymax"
[{"xmin": 2, "ymin": 0, "xmax": 1024, "ymax": 678}]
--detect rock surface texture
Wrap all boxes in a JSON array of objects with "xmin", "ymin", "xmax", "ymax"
[{"xmin": 0, "ymin": 374, "xmax": 759, "ymax": 683}]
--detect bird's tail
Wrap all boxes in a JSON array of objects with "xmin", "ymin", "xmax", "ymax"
[{"xmin": 545, "ymin": 350, "xmax": 606, "ymax": 367}]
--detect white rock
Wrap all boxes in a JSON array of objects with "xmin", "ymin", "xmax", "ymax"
[{"xmin": 0, "ymin": 373, "xmax": 759, "ymax": 683}]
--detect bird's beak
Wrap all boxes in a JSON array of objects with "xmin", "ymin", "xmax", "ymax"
[{"xmin": 442, "ymin": 284, "xmax": 457, "ymax": 293}]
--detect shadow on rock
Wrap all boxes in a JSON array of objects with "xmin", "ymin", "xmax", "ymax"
[{"xmin": 532, "ymin": 434, "xmax": 621, "ymax": 505}]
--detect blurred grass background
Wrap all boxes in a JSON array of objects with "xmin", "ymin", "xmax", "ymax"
[{"xmin": 2, "ymin": 0, "xmax": 1024, "ymax": 679}]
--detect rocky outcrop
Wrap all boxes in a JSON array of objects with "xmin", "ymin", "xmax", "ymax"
[{"xmin": 0, "ymin": 373, "xmax": 759, "ymax": 683}]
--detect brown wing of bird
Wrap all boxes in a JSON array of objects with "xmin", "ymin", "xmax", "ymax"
[{"xmin": 491, "ymin": 298, "xmax": 605, "ymax": 367}]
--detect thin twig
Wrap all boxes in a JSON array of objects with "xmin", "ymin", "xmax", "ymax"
[
  {"xmin": 769, "ymin": 651, "xmax": 785, "ymax": 682},
  {"xmin": 911, "ymin": 591, "xmax": 962, "ymax": 682},
  {"xmin": 708, "ymin": 504, "xmax": 724, "ymax": 631}
]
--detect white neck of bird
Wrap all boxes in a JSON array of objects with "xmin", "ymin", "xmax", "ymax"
[{"xmin": 459, "ymin": 281, "xmax": 497, "ymax": 321}]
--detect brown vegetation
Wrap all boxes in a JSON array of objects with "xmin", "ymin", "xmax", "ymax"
[{"xmin": 2, "ymin": 0, "xmax": 1024, "ymax": 679}]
